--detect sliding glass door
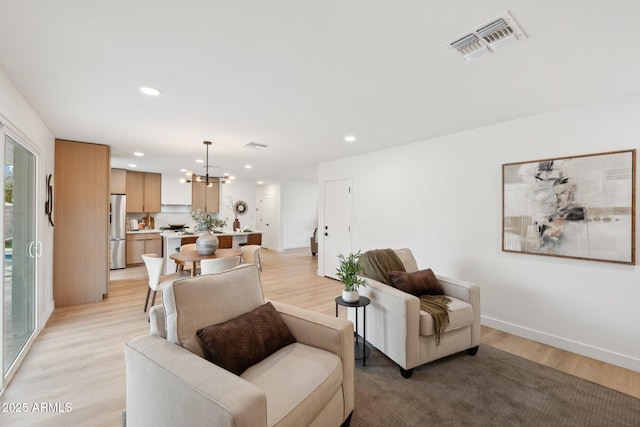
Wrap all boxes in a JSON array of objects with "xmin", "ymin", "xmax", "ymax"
[{"xmin": 2, "ymin": 133, "xmax": 37, "ymax": 385}]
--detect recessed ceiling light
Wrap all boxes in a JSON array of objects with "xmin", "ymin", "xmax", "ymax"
[
  {"xmin": 344, "ymin": 135, "xmax": 356, "ymax": 143},
  {"xmin": 180, "ymin": 168, "xmax": 187, "ymax": 172},
  {"xmin": 196, "ymin": 159, "xmax": 204, "ymax": 164},
  {"xmin": 244, "ymin": 164, "xmax": 252, "ymax": 169},
  {"xmin": 128, "ymin": 164, "xmax": 137, "ymax": 168},
  {"xmin": 134, "ymin": 152, "xmax": 144, "ymax": 157},
  {"xmin": 139, "ymin": 86, "xmax": 161, "ymax": 96},
  {"xmin": 257, "ymin": 181, "xmax": 264, "ymax": 185}
]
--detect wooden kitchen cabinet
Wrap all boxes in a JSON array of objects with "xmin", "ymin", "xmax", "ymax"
[
  {"xmin": 126, "ymin": 232, "xmax": 162, "ymax": 266},
  {"xmin": 146, "ymin": 232, "xmax": 162, "ymax": 256},
  {"xmin": 54, "ymin": 139, "xmax": 110, "ymax": 306},
  {"xmin": 191, "ymin": 178, "xmax": 220, "ymax": 213},
  {"xmin": 126, "ymin": 171, "xmax": 161, "ymax": 212},
  {"xmin": 111, "ymin": 168, "xmax": 127, "ymax": 194},
  {"xmin": 126, "ymin": 234, "xmax": 145, "ymax": 265},
  {"xmin": 144, "ymin": 173, "xmax": 161, "ymax": 212},
  {"xmin": 126, "ymin": 171, "xmax": 144, "ymax": 212}
]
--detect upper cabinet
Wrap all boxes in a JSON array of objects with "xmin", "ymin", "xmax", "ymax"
[
  {"xmin": 191, "ymin": 177, "xmax": 220, "ymax": 213},
  {"xmin": 144, "ymin": 173, "xmax": 161, "ymax": 212},
  {"xmin": 126, "ymin": 171, "xmax": 161, "ymax": 212},
  {"xmin": 161, "ymin": 174, "xmax": 191, "ymax": 205},
  {"xmin": 111, "ymin": 168, "xmax": 127, "ymax": 194}
]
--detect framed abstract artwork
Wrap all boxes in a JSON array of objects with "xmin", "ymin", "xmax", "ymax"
[{"xmin": 502, "ymin": 149, "xmax": 635, "ymax": 264}]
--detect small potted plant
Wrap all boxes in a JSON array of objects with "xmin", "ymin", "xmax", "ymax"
[{"xmin": 336, "ymin": 251, "xmax": 368, "ymax": 303}]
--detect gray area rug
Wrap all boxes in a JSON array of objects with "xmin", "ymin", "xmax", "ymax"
[{"xmin": 352, "ymin": 345, "xmax": 640, "ymax": 427}]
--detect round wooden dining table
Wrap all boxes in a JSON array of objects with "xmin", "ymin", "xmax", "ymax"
[{"xmin": 170, "ymin": 248, "xmax": 243, "ymax": 277}]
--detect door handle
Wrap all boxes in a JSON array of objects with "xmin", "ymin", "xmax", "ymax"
[{"xmin": 27, "ymin": 241, "xmax": 35, "ymax": 258}]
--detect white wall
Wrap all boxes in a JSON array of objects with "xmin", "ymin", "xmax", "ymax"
[
  {"xmin": 0, "ymin": 69, "xmax": 55, "ymax": 326},
  {"xmin": 221, "ymin": 179, "xmax": 258, "ymax": 230},
  {"xmin": 255, "ymin": 180, "xmax": 318, "ymax": 251},
  {"xmin": 318, "ymin": 93, "xmax": 640, "ymax": 372},
  {"xmin": 282, "ymin": 180, "xmax": 318, "ymax": 249}
]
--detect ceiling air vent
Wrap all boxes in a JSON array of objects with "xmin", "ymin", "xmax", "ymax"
[
  {"xmin": 244, "ymin": 142, "xmax": 268, "ymax": 150},
  {"xmin": 447, "ymin": 11, "xmax": 526, "ymax": 62}
]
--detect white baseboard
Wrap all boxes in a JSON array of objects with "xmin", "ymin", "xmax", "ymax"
[
  {"xmin": 41, "ymin": 301, "xmax": 54, "ymax": 329},
  {"xmin": 482, "ymin": 315, "xmax": 640, "ymax": 373}
]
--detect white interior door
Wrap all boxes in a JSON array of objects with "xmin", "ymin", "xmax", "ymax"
[
  {"xmin": 257, "ymin": 194, "xmax": 272, "ymax": 249},
  {"xmin": 323, "ymin": 178, "xmax": 352, "ymax": 280}
]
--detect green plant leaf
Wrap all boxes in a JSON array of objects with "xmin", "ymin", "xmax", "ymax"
[{"xmin": 336, "ymin": 250, "xmax": 368, "ymax": 291}]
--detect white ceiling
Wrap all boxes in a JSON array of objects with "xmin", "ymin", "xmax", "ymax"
[{"xmin": 1, "ymin": 1, "xmax": 640, "ymax": 183}]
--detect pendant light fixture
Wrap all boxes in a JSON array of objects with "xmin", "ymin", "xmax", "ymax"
[{"xmin": 184, "ymin": 141, "xmax": 230, "ymax": 186}]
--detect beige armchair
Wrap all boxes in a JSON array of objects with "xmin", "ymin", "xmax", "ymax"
[
  {"xmin": 348, "ymin": 248, "xmax": 480, "ymax": 378},
  {"xmin": 125, "ymin": 264, "xmax": 355, "ymax": 426}
]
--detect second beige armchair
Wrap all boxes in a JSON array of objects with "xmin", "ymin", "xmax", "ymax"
[{"xmin": 349, "ymin": 248, "xmax": 480, "ymax": 378}]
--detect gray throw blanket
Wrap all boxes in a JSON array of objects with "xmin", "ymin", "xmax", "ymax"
[{"xmin": 358, "ymin": 249, "xmax": 405, "ymax": 285}]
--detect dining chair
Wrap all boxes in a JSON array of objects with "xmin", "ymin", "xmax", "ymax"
[
  {"xmin": 142, "ymin": 254, "xmax": 189, "ymax": 313},
  {"xmin": 199, "ymin": 255, "xmax": 242, "ymax": 275},
  {"xmin": 240, "ymin": 245, "xmax": 262, "ymax": 271},
  {"xmin": 175, "ymin": 243, "xmax": 198, "ymax": 273}
]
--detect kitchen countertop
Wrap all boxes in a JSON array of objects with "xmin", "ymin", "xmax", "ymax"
[
  {"xmin": 160, "ymin": 230, "xmax": 262, "ymax": 238},
  {"xmin": 127, "ymin": 229, "xmax": 263, "ymax": 237},
  {"xmin": 126, "ymin": 229, "xmax": 163, "ymax": 234}
]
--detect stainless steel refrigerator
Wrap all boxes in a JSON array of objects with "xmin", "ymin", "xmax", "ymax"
[{"xmin": 109, "ymin": 194, "xmax": 126, "ymax": 269}]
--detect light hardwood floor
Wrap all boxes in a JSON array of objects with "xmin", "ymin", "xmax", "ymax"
[{"xmin": 1, "ymin": 248, "xmax": 638, "ymax": 426}]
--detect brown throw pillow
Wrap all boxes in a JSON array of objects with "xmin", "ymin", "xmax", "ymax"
[
  {"xmin": 196, "ymin": 302, "xmax": 296, "ymax": 375},
  {"xmin": 388, "ymin": 268, "xmax": 444, "ymax": 297}
]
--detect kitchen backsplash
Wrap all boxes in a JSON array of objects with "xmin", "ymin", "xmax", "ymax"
[{"xmin": 125, "ymin": 209, "xmax": 231, "ymax": 231}]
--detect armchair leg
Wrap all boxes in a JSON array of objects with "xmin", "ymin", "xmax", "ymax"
[
  {"xmin": 340, "ymin": 411, "xmax": 353, "ymax": 427},
  {"xmin": 467, "ymin": 346, "xmax": 479, "ymax": 356},
  {"xmin": 399, "ymin": 367, "xmax": 414, "ymax": 379}
]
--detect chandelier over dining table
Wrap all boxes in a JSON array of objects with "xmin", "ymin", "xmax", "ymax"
[{"xmin": 184, "ymin": 140, "xmax": 231, "ymax": 186}]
